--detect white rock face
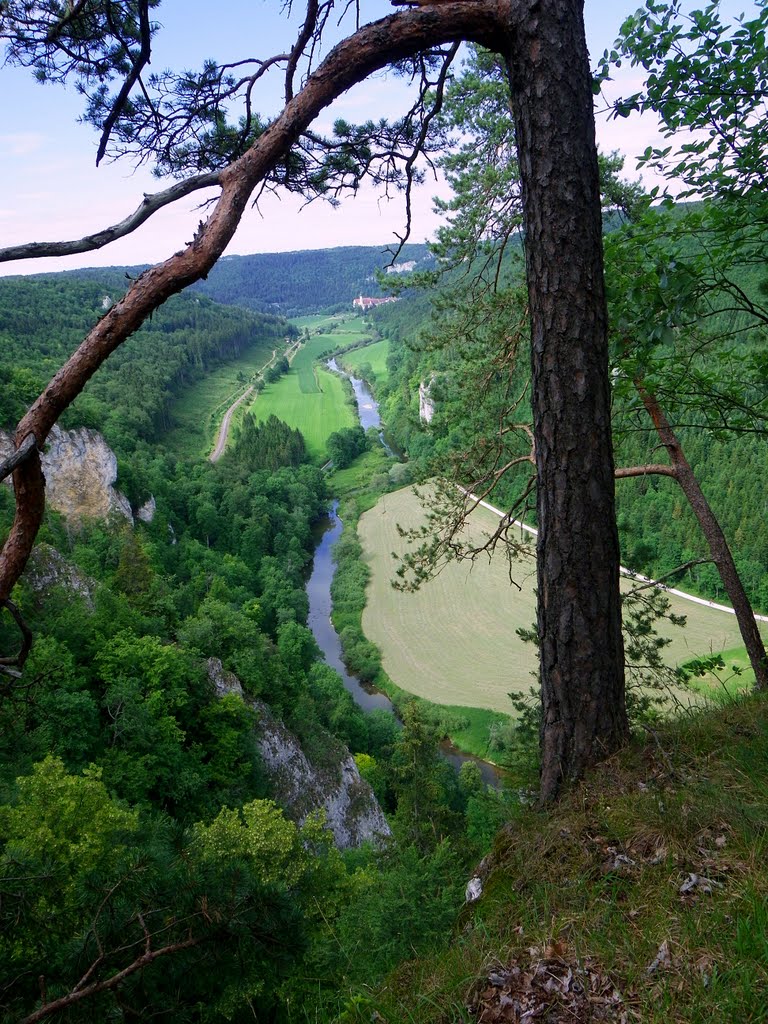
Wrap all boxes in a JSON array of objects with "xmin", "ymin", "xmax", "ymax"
[
  {"xmin": 207, "ymin": 658, "xmax": 391, "ymax": 849},
  {"xmin": 136, "ymin": 495, "xmax": 157, "ymax": 523},
  {"xmin": 419, "ymin": 377, "xmax": 436, "ymax": 424},
  {"xmin": 0, "ymin": 426, "xmax": 133, "ymax": 525},
  {"xmin": 465, "ymin": 876, "xmax": 483, "ymax": 903},
  {"xmin": 24, "ymin": 543, "xmax": 97, "ymax": 610}
]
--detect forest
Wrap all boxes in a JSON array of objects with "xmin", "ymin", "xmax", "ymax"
[
  {"xmin": 1, "ymin": 0, "xmax": 768, "ymax": 1021},
  {"xmin": 370, "ymin": 244, "xmax": 768, "ymax": 612},
  {"xmin": 0, "ymin": 268, "xmax": 508, "ymax": 1020},
  {"xmin": 190, "ymin": 245, "xmax": 431, "ymax": 317}
]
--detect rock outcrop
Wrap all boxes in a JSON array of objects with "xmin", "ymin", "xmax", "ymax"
[
  {"xmin": 0, "ymin": 426, "xmax": 133, "ymax": 525},
  {"xmin": 207, "ymin": 658, "xmax": 391, "ymax": 849},
  {"xmin": 23, "ymin": 543, "xmax": 98, "ymax": 610},
  {"xmin": 419, "ymin": 376, "xmax": 436, "ymax": 424},
  {"xmin": 136, "ymin": 495, "xmax": 157, "ymax": 523}
]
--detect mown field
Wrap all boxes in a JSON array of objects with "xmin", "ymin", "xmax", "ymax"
[
  {"xmin": 338, "ymin": 338, "xmax": 391, "ymax": 383},
  {"xmin": 358, "ymin": 486, "xmax": 759, "ymax": 713},
  {"xmin": 162, "ymin": 335, "xmax": 279, "ymax": 457}
]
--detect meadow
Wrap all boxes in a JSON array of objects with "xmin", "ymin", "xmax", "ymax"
[
  {"xmin": 244, "ymin": 323, "xmax": 371, "ymax": 460},
  {"xmin": 337, "ymin": 338, "xmax": 391, "ymax": 383},
  {"xmin": 358, "ymin": 485, "xmax": 759, "ymax": 714}
]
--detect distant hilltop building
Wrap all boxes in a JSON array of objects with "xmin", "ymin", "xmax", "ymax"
[{"xmin": 353, "ymin": 295, "xmax": 398, "ymax": 311}]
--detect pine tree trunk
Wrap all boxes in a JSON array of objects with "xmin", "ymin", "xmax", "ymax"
[{"xmin": 506, "ymin": 0, "xmax": 628, "ymax": 801}]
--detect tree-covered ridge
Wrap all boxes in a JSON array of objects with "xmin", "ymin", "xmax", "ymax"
[
  {"xmin": 0, "ymin": 272, "xmax": 289, "ymax": 454},
  {"xmin": 190, "ymin": 244, "xmax": 431, "ymax": 316},
  {"xmin": 370, "ymin": 259, "xmax": 768, "ymax": 615},
  {"xmin": 0, "ymin": 264, "xmax": 512, "ymax": 1020}
]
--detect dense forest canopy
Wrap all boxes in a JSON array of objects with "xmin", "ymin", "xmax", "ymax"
[
  {"xmin": 0, "ymin": 273, "xmax": 289, "ymax": 460},
  {"xmin": 191, "ymin": 244, "xmax": 432, "ymax": 316}
]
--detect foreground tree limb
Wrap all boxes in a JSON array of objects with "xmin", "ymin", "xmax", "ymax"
[
  {"xmin": 0, "ymin": 2, "xmax": 507, "ymax": 605},
  {"xmin": 632, "ymin": 379, "xmax": 768, "ymax": 690},
  {"xmin": 0, "ymin": 172, "xmax": 222, "ymax": 263},
  {"xmin": 19, "ymin": 936, "xmax": 203, "ymax": 1024}
]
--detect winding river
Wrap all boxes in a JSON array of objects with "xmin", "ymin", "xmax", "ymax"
[
  {"xmin": 327, "ymin": 357, "xmax": 395, "ymax": 455},
  {"xmin": 306, "ymin": 358, "xmax": 502, "ymax": 787}
]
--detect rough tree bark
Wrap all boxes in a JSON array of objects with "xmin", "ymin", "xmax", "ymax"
[{"xmin": 506, "ymin": 0, "xmax": 628, "ymax": 801}]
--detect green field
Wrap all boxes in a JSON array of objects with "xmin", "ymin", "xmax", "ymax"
[
  {"xmin": 247, "ymin": 351, "xmax": 355, "ymax": 460},
  {"xmin": 240, "ymin": 317, "xmax": 377, "ymax": 461},
  {"xmin": 358, "ymin": 486, "xmax": 762, "ymax": 714},
  {"xmin": 338, "ymin": 338, "xmax": 391, "ymax": 383},
  {"xmin": 162, "ymin": 336, "xmax": 278, "ymax": 457},
  {"xmin": 684, "ymin": 644, "xmax": 757, "ymax": 696},
  {"xmin": 291, "ymin": 313, "xmax": 368, "ymax": 334}
]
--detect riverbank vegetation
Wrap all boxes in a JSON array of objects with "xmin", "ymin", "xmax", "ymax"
[
  {"xmin": 328, "ymin": 450, "xmax": 514, "ymax": 764},
  {"xmin": 335, "ymin": 337, "xmax": 391, "ymax": 385}
]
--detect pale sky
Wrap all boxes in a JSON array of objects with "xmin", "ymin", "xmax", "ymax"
[{"xmin": 0, "ymin": 0, "xmax": 751, "ymax": 276}]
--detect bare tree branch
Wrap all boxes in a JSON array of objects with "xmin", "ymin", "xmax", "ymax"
[
  {"xmin": 285, "ymin": 0, "xmax": 319, "ymax": 101},
  {"xmin": 95, "ymin": 0, "xmax": 153, "ymax": 165},
  {"xmin": 623, "ymin": 558, "xmax": 713, "ymax": 597},
  {"xmin": 19, "ymin": 936, "xmax": 204, "ymax": 1024},
  {"xmin": 0, "ymin": 173, "xmax": 222, "ymax": 263},
  {"xmin": 0, "ymin": 433, "xmax": 37, "ymax": 483},
  {"xmin": 0, "ymin": 597, "xmax": 33, "ymax": 678},
  {"xmin": 614, "ymin": 463, "xmax": 677, "ymax": 479}
]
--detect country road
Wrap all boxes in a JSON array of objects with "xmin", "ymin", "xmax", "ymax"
[
  {"xmin": 461, "ymin": 487, "xmax": 768, "ymax": 624},
  {"xmin": 209, "ymin": 384, "xmax": 255, "ymax": 463},
  {"xmin": 209, "ymin": 337, "xmax": 304, "ymax": 463}
]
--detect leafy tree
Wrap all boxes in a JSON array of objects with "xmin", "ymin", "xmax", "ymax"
[
  {"xmin": 600, "ymin": 0, "xmax": 768, "ymax": 684},
  {"xmin": 326, "ymin": 424, "xmax": 370, "ymax": 469},
  {"xmin": 0, "ymin": 757, "xmax": 341, "ymax": 1021},
  {"xmin": 230, "ymin": 412, "xmax": 307, "ymax": 471}
]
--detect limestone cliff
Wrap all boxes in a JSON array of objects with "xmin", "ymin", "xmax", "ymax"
[
  {"xmin": 419, "ymin": 376, "xmax": 436, "ymax": 424},
  {"xmin": 207, "ymin": 658, "xmax": 391, "ymax": 849},
  {"xmin": 23, "ymin": 543, "xmax": 98, "ymax": 610},
  {"xmin": 0, "ymin": 425, "xmax": 133, "ymax": 525}
]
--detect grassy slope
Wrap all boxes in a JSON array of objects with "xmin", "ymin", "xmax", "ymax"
[
  {"xmin": 161, "ymin": 336, "xmax": 279, "ymax": 457},
  {"xmin": 351, "ymin": 694, "xmax": 768, "ymax": 1024},
  {"xmin": 358, "ymin": 486, "xmax": 761, "ymax": 714}
]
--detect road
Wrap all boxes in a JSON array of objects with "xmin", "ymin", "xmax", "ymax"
[
  {"xmin": 209, "ymin": 384, "xmax": 255, "ymax": 463},
  {"xmin": 209, "ymin": 337, "xmax": 304, "ymax": 463},
  {"xmin": 460, "ymin": 487, "xmax": 768, "ymax": 623}
]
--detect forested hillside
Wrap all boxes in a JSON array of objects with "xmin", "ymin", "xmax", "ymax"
[
  {"xmin": 0, "ymin": 268, "xmax": 509, "ymax": 1022},
  {"xmin": 370, "ymin": 270, "xmax": 768, "ymax": 612},
  {"xmin": 0, "ymin": 273, "xmax": 290, "ymax": 471},
  {"xmin": 191, "ymin": 244, "xmax": 431, "ymax": 316}
]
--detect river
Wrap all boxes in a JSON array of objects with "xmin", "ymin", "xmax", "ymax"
[
  {"xmin": 306, "ymin": 358, "xmax": 503, "ymax": 787},
  {"xmin": 327, "ymin": 357, "xmax": 394, "ymax": 455}
]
